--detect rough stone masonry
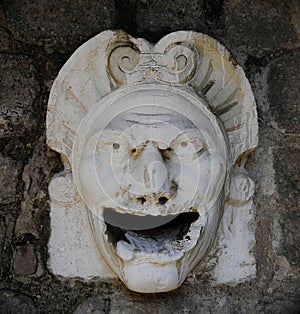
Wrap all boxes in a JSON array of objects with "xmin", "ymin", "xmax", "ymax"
[{"xmin": 0, "ymin": 0, "xmax": 299, "ymax": 313}]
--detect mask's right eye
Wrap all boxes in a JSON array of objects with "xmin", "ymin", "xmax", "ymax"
[
  {"xmin": 112, "ymin": 143, "xmax": 120, "ymax": 150},
  {"xmin": 96, "ymin": 132, "xmax": 131, "ymax": 165}
]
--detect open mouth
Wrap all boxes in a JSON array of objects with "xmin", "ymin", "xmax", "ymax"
[{"xmin": 104, "ymin": 208, "xmax": 200, "ymax": 260}]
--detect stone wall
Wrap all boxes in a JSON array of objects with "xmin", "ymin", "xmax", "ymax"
[{"xmin": 0, "ymin": 0, "xmax": 299, "ymax": 313}]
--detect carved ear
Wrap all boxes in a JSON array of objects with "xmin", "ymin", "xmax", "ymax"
[{"xmin": 228, "ymin": 166, "xmax": 255, "ymax": 206}]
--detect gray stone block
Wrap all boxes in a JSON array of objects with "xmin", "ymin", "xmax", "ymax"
[
  {"xmin": 73, "ymin": 296, "xmax": 107, "ymax": 314},
  {"xmin": 279, "ymin": 207, "xmax": 300, "ymax": 267},
  {"xmin": 136, "ymin": 0, "xmax": 204, "ymax": 41},
  {"xmin": 14, "ymin": 243, "xmax": 37, "ymax": 276},
  {"xmin": 0, "ymin": 54, "xmax": 39, "ymax": 138},
  {"xmin": 4, "ymin": 0, "xmax": 115, "ymax": 53},
  {"xmin": 0, "ymin": 290, "xmax": 37, "ymax": 314},
  {"xmin": 223, "ymin": 0, "xmax": 298, "ymax": 55},
  {"xmin": 0, "ymin": 155, "xmax": 21, "ymax": 204},
  {"xmin": 268, "ymin": 51, "xmax": 300, "ymax": 133}
]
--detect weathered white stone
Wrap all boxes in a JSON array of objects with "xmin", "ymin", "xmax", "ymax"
[
  {"xmin": 47, "ymin": 30, "xmax": 258, "ymax": 293},
  {"xmin": 48, "ymin": 172, "xmax": 113, "ymax": 278},
  {"xmin": 212, "ymin": 168, "xmax": 256, "ymax": 283}
]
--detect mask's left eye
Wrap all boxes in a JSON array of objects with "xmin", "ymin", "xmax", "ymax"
[{"xmin": 170, "ymin": 134, "xmax": 206, "ymax": 163}]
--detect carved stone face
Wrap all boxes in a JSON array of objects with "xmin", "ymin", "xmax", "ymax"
[{"xmin": 73, "ymin": 86, "xmax": 228, "ymax": 292}]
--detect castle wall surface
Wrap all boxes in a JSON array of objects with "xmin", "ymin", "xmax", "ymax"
[{"xmin": 0, "ymin": 0, "xmax": 299, "ymax": 313}]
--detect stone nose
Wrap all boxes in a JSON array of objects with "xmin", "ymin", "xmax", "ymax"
[{"xmin": 128, "ymin": 142, "xmax": 170, "ymax": 201}]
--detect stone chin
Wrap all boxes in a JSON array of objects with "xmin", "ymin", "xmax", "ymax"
[{"xmin": 123, "ymin": 263, "xmax": 180, "ymax": 293}]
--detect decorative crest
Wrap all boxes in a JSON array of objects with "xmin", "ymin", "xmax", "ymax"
[{"xmin": 108, "ymin": 43, "xmax": 197, "ymax": 85}]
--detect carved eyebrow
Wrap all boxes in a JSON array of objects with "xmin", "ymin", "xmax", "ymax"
[
  {"xmin": 170, "ymin": 129, "xmax": 206, "ymax": 144},
  {"xmin": 125, "ymin": 113, "xmax": 172, "ymax": 124},
  {"xmin": 125, "ymin": 119, "xmax": 168, "ymax": 125}
]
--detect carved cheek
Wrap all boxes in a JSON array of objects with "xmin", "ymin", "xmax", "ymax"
[
  {"xmin": 78, "ymin": 154, "xmax": 121, "ymax": 206},
  {"xmin": 95, "ymin": 158, "xmax": 126, "ymax": 199},
  {"xmin": 171, "ymin": 151, "xmax": 225, "ymax": 205},
  {"xmin": 205, "ymin": 155, "xmax": 227, "ymax": 201},
  {"xmin": 174, "ymin": 158, "xmax": 211, "ymax": 200},
  {"xmin": 78, "ymin": 156, "xmax": 102, "ymax": 205}
]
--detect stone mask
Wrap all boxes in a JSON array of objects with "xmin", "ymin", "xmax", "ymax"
[{"xmin": 47, "ymin": 31, "xmax": 258, "ymax": 293}]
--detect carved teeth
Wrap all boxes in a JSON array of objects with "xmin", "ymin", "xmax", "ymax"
[{"xmin": 117, "ymin": 240, "xmax": 135, "ymax": 261}]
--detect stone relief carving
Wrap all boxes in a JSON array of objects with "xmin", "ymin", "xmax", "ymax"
[{"xmin": 47, "ymin": 30, "xmax": 258, "ymax": 293}]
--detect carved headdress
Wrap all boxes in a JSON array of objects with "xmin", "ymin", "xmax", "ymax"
[{"xmin": 47, "ymin": 30, "xmax": 257, "ymax": 167}]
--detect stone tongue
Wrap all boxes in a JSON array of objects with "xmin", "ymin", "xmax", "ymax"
[
  {"xmin": 116, "ymin": 228, "xmax": 193, "ymax": 262},
  {"xmin": 124, "ymin": 230, "xmax": 177, "ymax": 253}
]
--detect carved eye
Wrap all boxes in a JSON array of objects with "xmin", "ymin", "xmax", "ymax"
[
  {"xmin": 170, "ymin": 137, "xmax": 206, "ymax": 163},
  {"xmin": 180, "ymin": 141, "xmax": 188, "ymax": 148},
  {"xmin": 95, "ymin": 132, "xmax": 131, "ymax": 164},
  {"xmin": 110, "ymin": 141, "xmax": 131, "ymax": 164},
  {"xmin": 111, "ymin": 140, "xmax": 130, "ymax": 159},
  {"xmin": 112, "ymin": 143, "xmax": 120, "ymax": 150}
]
